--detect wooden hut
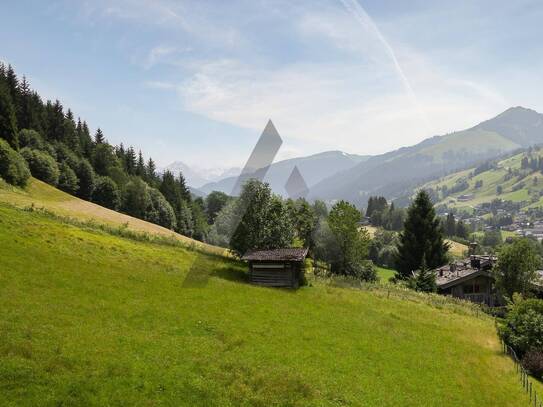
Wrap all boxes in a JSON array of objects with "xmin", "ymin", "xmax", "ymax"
[{"xmin": 242, "ymin": 248, "xmax": 308, "ymax": 288}]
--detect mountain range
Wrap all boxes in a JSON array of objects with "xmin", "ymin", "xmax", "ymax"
[
  {"xmin": 159, "ymin": 162, "xmax": 240, "ymax": 189},
  {"xmin": 308, "ymin": 107, "xmax": 543, "ymax": 206},
  {"xmin": 198, "ymin": 150, "xmax": 370, "ymax": 197},
  {"xmin": 170, "ymin": 106, "xmax": 543, "ymax": 206}
]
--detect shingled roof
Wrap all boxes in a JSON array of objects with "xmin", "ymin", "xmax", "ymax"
[
  {"xmin": 433, "ymin": 255, "xmax": 496, "ymax": 289},
  {"xmin": 242, "ymin": 248, "xmax": 309, "ymax": 262}
]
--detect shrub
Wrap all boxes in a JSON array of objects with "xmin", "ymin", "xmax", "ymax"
[
  {"xmin": 18, "ymin": 129, "xmax": 45, "ymax": 150},
  {"xmin": 123, "ymin": 177, "xmax": 151, "ymax": 219},
  {"xmin": 58, "ymin": 162, "xmax": 79, "ymax": 194},
  {"xmin": 522, "ymin": 348, "xmax": 543, "ymax": 379},
  {"xmin": 75, "ymin": 159, "xmax": 95, "ymax": 200},
  {"xmin": 499, "ymin": 298, "xmax": 543, "ymax": 356},
  {"xmin": 92, "ymin": 176, "xmax": 121, "ymax": 210},
  {"xmin": 347, "ymin": 260, "xmax": 378, "ymax": 282},
  {"xmin": 0, "ymin": 138, "xmax": 30, "ymax": 187},
  {"xmin": 20, "ymin": 147, "xmax": 60, "ymax": 186},
  {"xmin": 147, "ymin": 188, "xmax": 177, "ymax": 230}
]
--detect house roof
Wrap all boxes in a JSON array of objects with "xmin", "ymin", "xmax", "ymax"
[
  {"xmin": 242, "ymin": 247, "xmax": 309, "ymax": 262},
  {"xmin": 433, "ymin": 256, "xmax": 495, "ymax": 289}
]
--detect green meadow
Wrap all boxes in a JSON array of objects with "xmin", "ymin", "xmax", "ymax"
[{"xmin": 0, "ymin": 191, "xmax": 534, "ymax": 405}]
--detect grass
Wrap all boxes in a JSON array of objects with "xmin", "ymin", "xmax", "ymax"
[
  {"xmin": 0, "ymin": 200, "xmax": 535, "ymax": 406},
  {"xmin": 376, "ymin": 266, "xmax": 395, "ymax": 282},
  {"xmin": 0, "ymin": 177, "xmax": 226, "ymax": 256},
  {"xmin": 422, "ymin": 150, "xmax": 543, "ymax": 212}
]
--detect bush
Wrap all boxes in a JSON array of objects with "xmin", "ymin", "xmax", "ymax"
[
  {"xmin": 58, "ymin": 162, "xmax": 79, "ymax": 194},
  {"xmin": 75, "ymin": 159, "xmax": 95, "ymax": 200},
  {"xmin": 123, "ymin": 177, "xmax": 151, "ymax": 219},
  {"xmin": 147, "ymin": 188, "xmax": 177, "ymax": 230},
  {"xmin": 18, "ymin": 129, "xmax": 45, "ymax": 150},
  {"xmin": 20, "ymin": 147, "xmax": 60, "ymax": 186},
  {"xmin": 499, "ymin": 298, "xmax": 543, "ymax": 356},
  {"xmin": 0, "ymin": 138, "xmax": 30, "ymax": 187},
  {"xmin": 522, "ymin": 348, "xmax": 543, "ymax": 379},
  {"xmin": 92, "ymin": 176, "xmax": 121, "ymax": 210},
  {"xmin": 347, "ymin": 260, "xmax": 378, "ymax": 282}
]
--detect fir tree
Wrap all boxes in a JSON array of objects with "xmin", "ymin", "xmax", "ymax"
[
  {"xmin": 177, "ymin": 172, "xmax": 191, "ymax": 202},
  {"xmin": 136, "ymin": 150, "xmax": 145, "ymax": 177},
  {"xmin": 0, "ymin": 85, "xmax": 18, "ymax": 149},
  {"xmin": 395, "ymin": 190, "xmax": 450, "ymax": 280},
  {"xmin": 125, "ymin": 146, "xmax": 136, "ymax": 175},
  {"xmin": 94, "ymin": 128, "xmax": 105, "ymax": 144},
  {"xmin": 408, "ymin": 259, "xmax": 437, "ymax": 292},
  {"xmin": 146, "ymin": 158, "xmax": 157, "ymax": 184}
]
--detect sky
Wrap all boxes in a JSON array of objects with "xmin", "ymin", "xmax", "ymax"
[{"xmin": 2, "ymin": 0, "xmax": 543, "ymax": 169}]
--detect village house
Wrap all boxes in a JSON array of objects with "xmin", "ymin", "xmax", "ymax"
[
  {"xmin": 433, "ymin": 255, "xmax": 497, "ymax": 306},
  {"xmin": 242, "ymin": 248, "xmax": 308, "ymax": 288}
]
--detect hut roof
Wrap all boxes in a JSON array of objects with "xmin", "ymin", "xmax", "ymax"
[{"xmin": 242, "ymin": 248, "xmax": 309, "ymax": 262}]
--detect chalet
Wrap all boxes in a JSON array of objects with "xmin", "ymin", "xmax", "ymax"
[
  {"xmin": 242, "ymin": 248, "xmax": 308, "ymax": 288},
  {"xmin": 433, "ymin": 255, "xmax": 497, "ymax": 306}
]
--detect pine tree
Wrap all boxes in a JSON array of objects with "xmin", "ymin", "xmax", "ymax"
[
  {"xmin": 5, "ymin": 65, "xmax": 19, "ymax": 104},
  {"xmin": 125, "ymin": 147, "xmax": 136, "ymax": 175},
  {"xmin": 146, "ymin": 158, "xmax": 157, "ymax": 184},
  {"xmin": 395, "ymin": 190, "xmax": 450, "ymax": 280},
  {"xmin": 136, "ymin": 150, "xmax": 145, "ymax": 177},
  {"xmin": 0, "ymin": 84, "xmax": 19, "ymax": 149},
  {"xmin": 408, "ymin": 259, "xmax": 437, "ymax": 292},
  {"xmin": 177, "ymin": 172, "xmax": 191, "ymax": 202},
  {"xmin": 445, "ymin": 212, "xmax": 456, "ymax": 237},
  {"xmin": 95, "ymin": 128, "xmax": 105, "ymax": 144}
]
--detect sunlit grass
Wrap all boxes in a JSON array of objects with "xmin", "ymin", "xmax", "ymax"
[{"xmin": 0, "ymin": 203, "xmax": 533, "ymax": 406}]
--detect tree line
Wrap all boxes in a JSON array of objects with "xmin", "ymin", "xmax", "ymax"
[{"xmin": 0, "ymin": 63, "xmax": 228, "ymax": 240}]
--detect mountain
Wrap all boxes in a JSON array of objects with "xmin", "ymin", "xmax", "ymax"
[
  {"xmin": 160, "ymin": 161, "xmax": 240, "ymax": 188},
  {"xmin": 308, "ymin": 107, "xmax": 543, "ymax": 207},
  {"xmin": 199, "ymin": 150, "xmax": 371, "ymax": 196}
]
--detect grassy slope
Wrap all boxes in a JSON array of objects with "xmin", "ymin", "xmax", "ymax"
[
  {"xmin": 364, "ymin": 226, "xmax": 467, "ymax": 259},
  {"xmin": 423, "ymin": 151, "xmax": 543, "ymax": 212},
  {"xmin": 0, "ymin": 201, "xmax": 533, "ymax": 405},
  {"xmin": 417, "ymin": 129, "xmax": 519, "ymax": 163},
  {"xmin": 0, "ymin": 178, "xmax": 226, "ymax": 256}
]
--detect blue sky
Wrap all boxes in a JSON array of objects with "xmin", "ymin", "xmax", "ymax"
[{"xmin": 3, "ymin": 0, "xmax": 543, "ymax": 169}]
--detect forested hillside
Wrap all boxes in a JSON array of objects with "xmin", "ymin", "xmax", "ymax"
[{"xmin": 0, "ymin": 63, "xmax": 209, "ymax": 240}]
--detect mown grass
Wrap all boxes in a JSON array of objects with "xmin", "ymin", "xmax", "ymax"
[
  {"xmin": 0, "ymin": 177, "xmax": 227, "ymax": 256},
  {"xmin": 0, "ymin": 203, "xmax": 533, "ymax": 406}
]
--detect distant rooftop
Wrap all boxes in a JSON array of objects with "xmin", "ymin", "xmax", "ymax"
[
  {"xmin": 433, "ymin": 256, "xmax": 496, "ymax": 288},
  {"xmin": 242, "ymin": 248, "xmax": 309, "ymax": 262}
]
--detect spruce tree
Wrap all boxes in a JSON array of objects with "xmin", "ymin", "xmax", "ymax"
[
  {"xmin": 445, "ymin": 212, "xmax": 456, "ymax": 237},
  {"xmin": 0, "ymin": 85, "xmax": 19, "ymax": 149},
  {"xmin": 177, "ymin": 172, "xmax": 191, "ymax": 202},
  {"xmin": 95, "ymin": 128, "xmax": 105, "ymax": 144},
  {"xmin": 125, "ymin": 147, "xmax": 136, "ymax": 175},
  {"xmin": 395, "ymin": 190, "xmax": 449, "ymax": 280},
  {"xmin": 136, "ymin": 150, "xmax": 145, "ymax": 177}
]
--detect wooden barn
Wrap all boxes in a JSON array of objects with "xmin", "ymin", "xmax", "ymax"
[{"xmin": 242, "ymin": 248, "xmax": 308, "ymax": 288}]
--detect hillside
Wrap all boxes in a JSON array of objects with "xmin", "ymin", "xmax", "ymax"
[
  {"xmin": 309, "ymin": 107, "xmax": 543, "ymax": 206},
  {"xmin": 422, "ymin": 149, "xmax": 543, "ymax": 213},
  {"xmin": 0, "ymin": 202, "xmax": 535, "ymax": 406},
  {"xmin": 0, "ymin": 178, "xmax": 226, "ymax": 256},
  {"xmin": 199, "ymin": 150, "xmax": 370, "ymax": 196}
]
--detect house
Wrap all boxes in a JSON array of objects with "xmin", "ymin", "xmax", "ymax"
[
  {"xmin": 457, "ymin": 194, "xmax": 475, "ymax": 202},
  {"xmin": 433, "ymin": 255, "xmax": 497, "ymax": 306},
  {"xmin": 242, "ymin": 248, "xmax": 308, "ymax": 288}
]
